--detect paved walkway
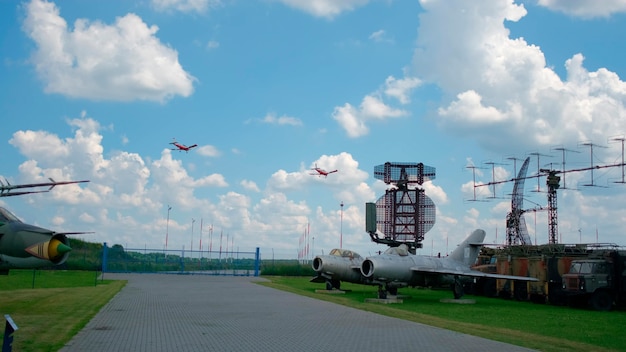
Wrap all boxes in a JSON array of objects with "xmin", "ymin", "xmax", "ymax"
[{"xmin": 59, "ymin": 273, "xmax": 536, "ymax": 352}]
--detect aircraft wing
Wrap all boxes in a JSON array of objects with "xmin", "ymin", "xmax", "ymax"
[
  {"xmin": 0, "ymin": 190, "xmax": 49, "ymax": 197},
  {"xmin": 410, "ymin": 266, "xmax": 538, "ymax": 281},
  {"xmin": 0, "ymin": 179, "xmax": 89, "ymax": 197},
  {"xmin": 56, "ymin": 232, "xmax": 95, "ymax": 235}
]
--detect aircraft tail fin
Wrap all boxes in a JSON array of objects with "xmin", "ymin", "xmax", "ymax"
[{"xmin": 449, "ymin": 229, "xmax": 486, "ymax": 266}]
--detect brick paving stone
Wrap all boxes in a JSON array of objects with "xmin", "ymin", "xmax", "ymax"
[{"xmin": 59, "ymin": 273, "xmax": 537, "ymax": 352}]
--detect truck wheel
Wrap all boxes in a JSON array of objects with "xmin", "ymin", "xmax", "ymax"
[
  {"xmin": 590, "ymin": 290, "xmax": 613, "ymax": 311},
  {"xmin": 514, "ymin": 281, "xmax": 528, "ymax": 301}
]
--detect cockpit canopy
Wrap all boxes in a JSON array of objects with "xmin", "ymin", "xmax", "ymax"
[
  {"xmin": 329, "ymin": 248, "xmax": 362, "ymax": 258},
  {"xmin": 384, "ymin": 244, "xmax": 410, "ymax": 256},
  {"xmin": 0, "ymin": 207, "xmax": 22, "ymax": 223}
]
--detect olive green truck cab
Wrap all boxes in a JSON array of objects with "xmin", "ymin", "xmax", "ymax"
[{"xmin": 561, "ymin": 251, "xmax": 626, "ymax": 311}]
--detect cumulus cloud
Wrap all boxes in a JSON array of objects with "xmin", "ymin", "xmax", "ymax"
[
  {"xmin": 332, "ymin": 103, "xmax": 368, "ymax": 138},
  {"xmin": 369, "ymin": 29, "xmax": 393, "ymax": 43},
  {"xmin": 384, "ymin": 76, "xmax": 422, "ymax": 104},
  {"xmin": 22, "ymin": 0, "xmax": 195, "ymax": 102},
  {"xmin": 206, "ymin": 40, "xmax": 220, "ymax": 50},
  {"xmin": 333, "ymin": 94, "xmax": 409, "ymax": 138},
  {"xmin": 267, "ymin": 152, "xmax": 370, "ymax": 192},
  {"xmin": 412, "ymin": 0, "xmax": 626, "ymax": 154},
  {"xmin": 241, "ymin": 180, "xmax": 260, "ymax": 192},
  {"xmin": 261, "ymin": 113, "xmax": 303, "ymax": 126},
  {"xmin": 276, "ymin": 0, "xmax": 369, "ymax": 19},
  {"xmin": 538, "ymin": 0, "xmax": 626, "ymax": 18},
  {"xmin": 152, "ymin": 0, "xmax": 221, "ymax": 13},
  {"xmin": 196, "ymin": 145, "xmax": 221, "ymax": 157}
]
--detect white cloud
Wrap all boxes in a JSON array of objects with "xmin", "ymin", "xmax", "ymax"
[
  {"xmin": 438, "ymin": 90, "xmax": 506, "ymax": 123},
  {"xmin": 332, "ymin": 103, "xmax": 368, "ymax": 138},
  {"xmin": 369, "ymin": 29, "xmax": 393, "ymax": 43},
  {"xmin": 241, "ymin": 180, "xmax": 260, "ymax": 192},
  {"xmin": 196, "ymin": 145, "xmax": 221, "ymax": 157},
  {"xmin": 22, "ymin": 0, "xmax": 195, "ymax": 102},
  {"xmin": 333, "ymin": 95, "xmax": 408, "ymax": 137},
  {"xmin": 261, "ymin": 113, "xmax": 303, "ymax": 126},
  {"xmin": 412, "ymin": 0, "xmax": 626, "ymax": 153},
  {"xmin": 276, "ymin": 0, "xmax": 369, "ymax": 19},
  {"xmin": 152, "ymin": 0, "xmax": 221, "ymax": 13},
  {"xmin": 206, "ymin": 40, "xmax": 220, "ymax": 50},
  {"xmin": 267, "ymin": 152, "xmax": 370, "ymax": 194},
  {"xmin": 360, "ymin": 95, "xmax": 407, "ymax": 119},
  {"xmin": 538, "ymin": 0, "xmax": 626, "ymax": 18},
  {"xmin": 384, "ymin": 76, "xmax": 422, "ymax": 104}
]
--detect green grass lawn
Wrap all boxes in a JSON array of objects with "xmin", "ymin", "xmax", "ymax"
[
  {"xmin": 0, "ymin": 270, "xmax": 126, "ymax": 352},
  {"xmin": 259, "ymin": 276, "xmax": 626, "ymax": 352}
]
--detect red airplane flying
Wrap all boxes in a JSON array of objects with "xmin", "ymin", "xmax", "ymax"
[
  {"xmin": 309, "ymin": 164, "xmax": 338, "ymax": 177},
  {"xmin": 170, "ymin": 139, "xmax": 198, "ymax": 153}
]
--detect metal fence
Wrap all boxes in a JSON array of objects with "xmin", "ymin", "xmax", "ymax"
[{"xmin": 101, "ymin": 242, "xmax": 260, "ymax": 277}]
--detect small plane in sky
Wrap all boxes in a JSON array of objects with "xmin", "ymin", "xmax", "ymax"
[
  {"xmin": 310, "ymin": 248, "xmax": 373, "ymax": 290},
  {"xmin": 0, "ymin": 178, "xmax": 89, "ymax": 197},
  {"xmin": 360, "ymin": 229, "xmax": 538, "ymax": 299},
  {"xmin": 170, "ymin": 139, "xmax": 198, "ymax": 153},
  {"xmin": 309, "ymin": 164, "xmax": 338, "ymax": 177}
]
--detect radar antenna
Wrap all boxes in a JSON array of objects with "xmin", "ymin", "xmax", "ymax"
[
  {"xmin": 367, "ymin": 162, "xmax": 436, "ymax": 253},
  {"xmin": 506, "ymin": 157, "xmax": 533, "ymax": 245}
]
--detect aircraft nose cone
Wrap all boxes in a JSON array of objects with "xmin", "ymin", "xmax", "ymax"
[{"xmin": 49, "ymin": 238, "xmax": 72, "ymax": 258}]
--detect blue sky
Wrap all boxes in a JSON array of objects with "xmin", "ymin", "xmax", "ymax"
[{"xmin": 2, "ymin": 0, "xmax": 626, "ymax": 260}]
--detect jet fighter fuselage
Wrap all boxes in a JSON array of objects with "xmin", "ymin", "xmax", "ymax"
[{"xmin": 0, "ymin": 207, "xmax": 73, "ymax": 274}]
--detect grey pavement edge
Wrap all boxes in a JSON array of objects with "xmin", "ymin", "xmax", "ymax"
[{"xmin": 59, "ymin": 274, "xmax": 537, "ymax": 352}]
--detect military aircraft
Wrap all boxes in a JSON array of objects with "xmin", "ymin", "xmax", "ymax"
[
  {"xmin": 0, "ymin": 206, "xmax": 94, "ymax": 274},
  {"xmin": 310, "ymin": 248, "xmax": 372, "ymax": 290},
  {"xmin": 360, "ymin": 229, "xmax": 538, "ymax": 298},
  {"xmin": 309, "ymin": 164, "xmax": 338, "ymax": 177},
  {"xmin": 0, "ymin": 178, "xmax": 91, "ymax": 274},
  {"xmin": 170, "ymin": 139, "xmax": 198, "ymax": 152},
  {"xmin": 0, "ymin": 178, "xmax": 89, "ymax": 197}
]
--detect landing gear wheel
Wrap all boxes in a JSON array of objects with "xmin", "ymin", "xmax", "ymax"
[
  {"xmin": 326, "ymin": 279, "xmax": 341, "ymax": 290},
  {"xmin": 378, "ymin": 287, "xmax": 387, "ymax": 299},
  {"xmin": 453, "ymin": 277, "xmax": 464, "ymax": 299},
  {"xmin": 386, "ymin": 286, "xmax": 398, "ymax": 296}
]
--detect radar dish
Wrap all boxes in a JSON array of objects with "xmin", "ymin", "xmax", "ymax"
[
  {"xmin": 375, "ymin": 189, "xmax": 436, "ymax": 244},
  {"xmin": 374, "ymin": 162, "xmax": 436, "ymax": 186}
]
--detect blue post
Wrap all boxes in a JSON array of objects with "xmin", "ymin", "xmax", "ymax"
[
  {"xmin": 3, "ymin": 315, "xmax": 18, "ymax": 352},
  {"xmin": 102, "ymin": 242, "xmax": 108, "ymax": 274},
  {"xmin": 254, "ymin": 247, "xmax": 260, "ymax": 277},
  {"xmin": 181, "ymin": 248, "xmax": 185, "ymax": 273}
]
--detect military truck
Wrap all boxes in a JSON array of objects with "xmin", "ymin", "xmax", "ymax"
[{"xmin": 561, "ymin": 250, "xmax": 626, "ymax": 311}]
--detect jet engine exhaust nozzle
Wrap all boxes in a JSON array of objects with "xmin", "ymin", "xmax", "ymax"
[
  {"xmin": 361, "ymin": 260, "xmax": 374, "ymax": 278},
  {"xmin": 312, "ymin": 257, "xmax": 323, "ymax": 271}
]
